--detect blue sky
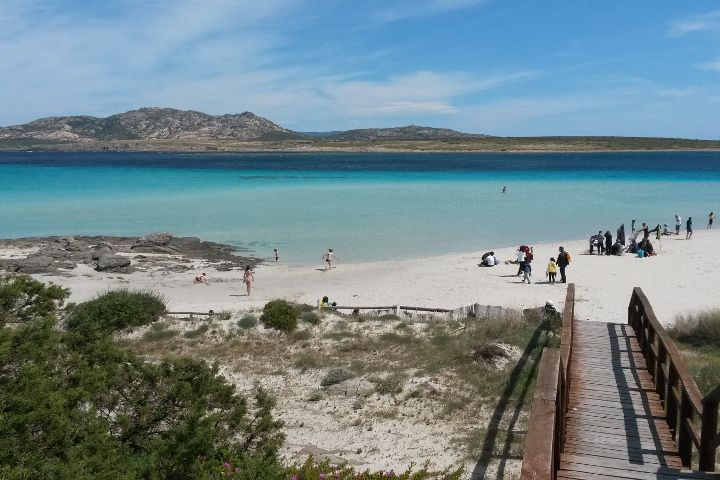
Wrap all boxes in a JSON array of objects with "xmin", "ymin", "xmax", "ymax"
[{"xmin": 1, "ymin": 1, "xmax": 719, "ymax": 138}]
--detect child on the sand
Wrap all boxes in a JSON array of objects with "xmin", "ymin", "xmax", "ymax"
[
  {"xmin": 274, "ymin": 249, "xmax": 279, "ymax": 262},
  {"xmin": 194, "ymin": 272, "xmax": 207, "ymax": 283},
  {"xmin": 546, "ymin": 258, "xmax": 557, "ymax": 284},
  {"xmin": 323, "ymin": 249, "xmax": 339, "ymax": 269}
]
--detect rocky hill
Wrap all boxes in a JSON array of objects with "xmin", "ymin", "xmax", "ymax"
[
  {"xmin": 0, "ymin": 108, "xmax": 305, "ymax": 142},
  {"xmin": 323, "ymin": 125, "xmax": 489, "ymax": 141}
]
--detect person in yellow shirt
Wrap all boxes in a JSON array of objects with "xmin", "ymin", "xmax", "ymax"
[{"xmin": 546, "ymin": 257, "xmax": 557, "ymax": 284}]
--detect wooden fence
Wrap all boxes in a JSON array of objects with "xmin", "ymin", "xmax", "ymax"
[
  {"xmin": 628, "ymin": 287, "xmax": 720, "ymax": 471},
  {"xmin": 318, "ymin": 302, "xmax": 508, "ymax": 320},
  {"xmin": 520, "ymin": 283, "xmax": 575, "ymax": 479}
]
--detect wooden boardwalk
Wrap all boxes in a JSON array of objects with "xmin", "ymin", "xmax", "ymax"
[{"xmin": 557, "ymin": 320, "xmax": 719, "ymax": 480}]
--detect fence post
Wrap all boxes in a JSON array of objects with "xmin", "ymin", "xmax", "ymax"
[
  {"xmin": 678, "ymin": 390, "xmax": 694, "ymax": 467},
  {"xmin": 699, "ymin": 397, "xmax": 719, "ymax": 471}
]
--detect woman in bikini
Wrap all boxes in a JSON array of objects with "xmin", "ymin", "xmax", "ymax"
[{"xmin": 243, "ymin": 265, "xmax": 254, "ymax": 295}]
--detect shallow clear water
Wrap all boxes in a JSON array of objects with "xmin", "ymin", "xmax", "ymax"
[{"xmin": 2, "ymin": 151, "xmax": 719, "ymax": 264}]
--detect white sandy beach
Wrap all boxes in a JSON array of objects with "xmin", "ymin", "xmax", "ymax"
[
  {"xmin": 3, "ymin": 228, "xmax": 719, "ymax": 477},
  {"xmin": 12, "ymin": 228, "xmax": 719, "ymax": 327}
]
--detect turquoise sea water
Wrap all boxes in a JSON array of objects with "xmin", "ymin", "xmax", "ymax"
[{"xmin": 1, "ymin": 151, "xmax": 719, "ymax": 264}]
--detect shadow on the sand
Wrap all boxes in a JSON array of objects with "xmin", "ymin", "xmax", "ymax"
[{"xmin": 471, "ymin": 321, "xmax": 554, "ymax": 479}]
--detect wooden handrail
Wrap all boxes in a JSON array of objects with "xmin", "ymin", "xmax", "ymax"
[
  {"xmin": 628, "ymin": 287, "xmax": 720, "ymax": 471},
  {"xmin": 520, "ymin": 283, "xmax": 575, "ymax": 480}
]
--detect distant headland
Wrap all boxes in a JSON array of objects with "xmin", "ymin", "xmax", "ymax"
[{"xmin": 1, "ymin": 107, "xmax": 719, "ymax": 152}]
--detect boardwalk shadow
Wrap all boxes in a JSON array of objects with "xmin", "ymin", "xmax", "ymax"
[{"xmin": 471, "ymin": 320, "xmax": 554, "ymax": 479}]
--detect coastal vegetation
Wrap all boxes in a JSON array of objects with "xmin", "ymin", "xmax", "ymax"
[{"xmin": 668, "ymin": 309, "xmax": 720, "ymax": 397}]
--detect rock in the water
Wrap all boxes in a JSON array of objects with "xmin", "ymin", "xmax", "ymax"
[
  {"xmin": 96, "ymin": 255, "xmax": 131, "ymax": 271},
  {"xmin": 131, "ymin": 232, "xmax": 173, "ymax": 248}
]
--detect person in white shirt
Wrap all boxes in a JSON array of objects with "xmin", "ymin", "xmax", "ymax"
[{"xmin": 675, "ymin": 215, "xmax": 681, "ymax": 235}]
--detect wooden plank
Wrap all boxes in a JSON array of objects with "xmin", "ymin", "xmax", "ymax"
[
  {"xmin": 561, "ymin": 454, "xmax": 712, "ymax": 478},
  {"xmin": 562, "ymin": 446, "xmax": 682, "ymax": 468}
]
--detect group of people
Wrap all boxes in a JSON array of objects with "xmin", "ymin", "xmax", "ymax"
[
  {"xmin": 510, "ymin": 245, "xmax": 571, "ymax": 284},
  {"xmin": 194, "ymin": 266, "xmax": 255, "ymax": 296}
]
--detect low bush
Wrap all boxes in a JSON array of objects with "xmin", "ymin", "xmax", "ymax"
[
  {"xmin": 292, "ymin": 329, "xmax": 312, "ymax": 341},
  {"xmin": 142, "ymin": 322, "xmax": 177, "ymax": 342},
  {"xmin": 184, "ymin": 324, "xmax": 210, "ymax": 339},
  {"xmin": 668, "ymin": 309, "xmax": 720, "ymax": 349},
  {"xmin": 237, "ymin": 314, "xmax": 258, "ymax": 330},
  {"xmin": 66, "ymin": 289, "xmax": 166, "ymax": 333},
  {"xmin": 375, "ymin": 372, "xmax": 406, "ymax": 395},
  {"xmin": 301, "ymin": 310, "xmax": 321, "ymax": 325},
  {"xmin": 260, "ymin": 299, "xmax": 297, "ymax": 332},
  {"xmin": 321, "ymin": 367, "xmax": 353, "ymax": 387},
  {"xmin": 216, "ymin": 310, "xmax": 233, "ymax": 320}
]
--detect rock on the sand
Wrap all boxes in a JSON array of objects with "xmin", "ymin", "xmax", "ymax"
[
  {"xmin": 96, "ymin": 255, "xmax": 131, "ymax": 271},
  {"xmin": 131, "ymin": 232, "xmax": 173, "ymax": 248},
  {"xmin": 8, "ymin": 255, "xmax": 55, "ymax": 274}
]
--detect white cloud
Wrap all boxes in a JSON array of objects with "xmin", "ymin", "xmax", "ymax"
[
  {"xmin": 669, "ymin": 10, "xmax": 720, "ymax": 36},
  {"xmin": 699, "ymin": 60, "xmax": 720, "ymax": 72},
  {"xmin": 374, "ymin": 0, "xmax": 489, "ymax": 22}
]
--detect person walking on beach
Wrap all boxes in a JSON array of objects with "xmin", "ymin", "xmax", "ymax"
[
  {"xmin": 274, "ymin": 249, "xmax": 279, "ymax": 262},
  {"xmin": 547, "ymin": 257, "xmax": 557, "ymax": 284},
  {"xmin": 557, "ymin": 247, "xmax": 570, "ymax": 283},
  {"xmin": 243, "ymin": 265, "xmax": 254, "ymax": 295},
  {"xmin": 675, "ymin": 215, "xmax": 681, "ymax": 235},
  {"xmin": 522, "ymin": 259, "xmax": 532, "ymax": 284},
  {"xmin": 709, "ymin": 212, "xmax": 715, "ymax": 229},
  {"xmin": 323, "ymin": 249, "xmax": 339, "ymax": 270},
  {"xmin": 686, "ymin": 217, "xmax": 693, "ymax": 239}
]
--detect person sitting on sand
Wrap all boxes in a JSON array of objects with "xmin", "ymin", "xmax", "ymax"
[
  {"xmin": 320, "ymin": 296, "xmax": 330, "ymax": 307},
  {"xmin": 662, "ymin": 224, "xmax": 671, "ymax": 236},
  {"xmin": 243, "ymin": 265, "xmax": 254, "ymax": 295},
  {"xmin": 194, "ymin": 272, "xmax": 207, "ymax": 283},
  {"xmin": 323, "ymin": 249, "xmax": 339, "ymax": 270}
]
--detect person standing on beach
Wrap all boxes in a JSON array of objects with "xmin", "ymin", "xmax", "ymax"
[
  {"xmin": 502, "ymin": 186, "xmax": 506, "ymax": 193},
  {"xmin": 515, "ymin": 248, "xmax": 526, "ymax": 276},
  {"xmin": 604, "ymin": 231, "xmax": 612, "ymax": 255},
  {"xmin": 557, "ymin": 247, "xmax": 570, "ymax": 283},
  {"xmin": 709, "ymin": 212, "xmax": 715, "ymax": 229},
  {"xmin": 675, "ymin": 215, "xmax": 681, "ymax": 235},
  {"xmin": 617, "ymin": 224, "xmax": 626, "ymax": 246},
  {"xmin": 243, "ymin": 265, "xmax": 254, "ymax": 295},
  {"xmin": 547, "ymin": 257, "xmax": 557, "ymax": 284},
  {"xmin": 631, "ymin": 219, "xmax": 636, "ymax": 234},
  {"xmin": 274, "ymin": 249, "xmax": 279, "ymax": 262},
  {"xmin": 323, "ymin": 249, "xmax": 339, "ymax": 269},
  {"xmin": 686, "ymin": 217, "xmax": 693, "ymax": 239}
]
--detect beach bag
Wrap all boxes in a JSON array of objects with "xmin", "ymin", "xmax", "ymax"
[{"xmin": 637, "ymin": 250, "xmax": 645, "ymax": 258}]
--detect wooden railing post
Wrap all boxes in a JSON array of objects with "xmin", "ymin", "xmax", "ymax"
[
  {"xmin": 678, "ymin": 390, "xmax": 694, "ymax": 467},
  {"xmin": 700, "ymin": 386, "xmax": 720, "ymax": 471},
  {"xmin": 667, "ymin": 363, "xmax": 680, "ymax": 440}
]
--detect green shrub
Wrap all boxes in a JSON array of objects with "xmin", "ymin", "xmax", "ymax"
[
  {"xmin": 142, "ymin": 322, "xmax": 177, "ymax": 342},
  {"xmin": 375, "ymin": 372, "xmax": 406, "ymax": 395},
  {"xmin": 301, "ymin": 310, "xmax": 321, "ymax": 325},
  {"xmin": 321, "ymin": 367, "xmax": 353, "ymax": 387},
  {"xmin": 184, "ymin": 324, "xmax": 210, "ymax": 338},
  {"xmin": 669, "ymin": 309, "xmax": 720, "ymax": 349},
  {"xmin": 0, "ymin": 274, "xmax": 69, "ymax": 325},
  {"xmin": 292, "ymin": 329, "xmax": 312, "ymax": 341},
  {"xmin": 237, "ymin": 314, "xmax": 258, "ymax": 330},
  {"xmin": 293, "ymin": 303, "xmax": 315, "ymax": 315},
  {"xmin": 260, "ymin": 299, "xmax": 297, "ymax": 332},
  {"xmin": 66, "ymin": 289, "xmax": 166, "ymax": 333},
  {"xmin": 217, "ymin": 310, "xmax": 233, "ymax": 321}
]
